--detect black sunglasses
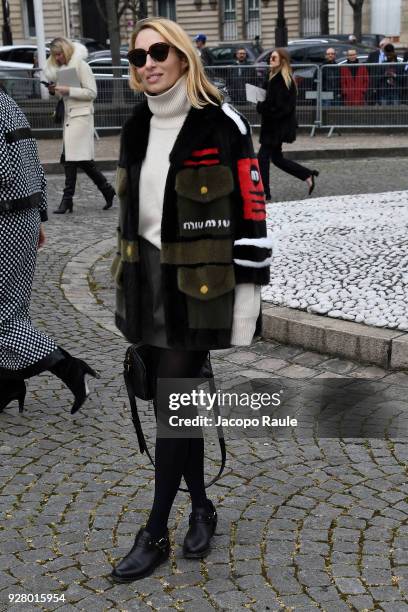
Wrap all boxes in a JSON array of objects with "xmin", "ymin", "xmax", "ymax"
[{"xmin": 127, "ymin": 43, "xmax": 173, "ymax": 68}]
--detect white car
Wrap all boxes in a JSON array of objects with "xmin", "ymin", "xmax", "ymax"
[{"xmin": 0, "ymin": 45, "xmax": 43, "ymax": 70}]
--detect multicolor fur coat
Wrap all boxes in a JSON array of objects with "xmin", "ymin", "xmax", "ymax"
[{"xmin": 112, "ymin": 100, "xmax": 272, "ymax": 349}]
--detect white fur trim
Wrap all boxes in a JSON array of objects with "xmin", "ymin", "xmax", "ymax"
[
  {"xmin": 234, "ymin": 235, "xmax": 273, "ymax": 249},
  {"xmin": 234, "ymin": 256, "xmax": 273, "ymax": 268},
  {"xmin": 221, "ymin": 102, "xmax": 247, "ymax": 135},
  {"xmin": 44, "ymin": 41, "xmax": 88, "ymax": 82}
]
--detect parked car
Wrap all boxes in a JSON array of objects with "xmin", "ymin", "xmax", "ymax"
[
  {"xmin": 0, "ymin": 39, "xmax": 105, "ymax": 71},
  {"xmin": 317, "ymin": 34, "xmax": 384, "ymax": 49},
  {"xmin": 0, "ymin": 45, "xmax": 43, "ymax": 69},
  {"xmin": 254, "ymin": 43, "xmax": 373, "ymax": 103},
  {"xmin": 206, "ymin": 43, "xmax": 259, "ymax": 65},
  {"xmin": 336, "ymin": 53, "xmax": 404, "ymax": 64},
  {"xmin": 288, "ymin": 38, "xmax": 340, "ymax": 46},
  {"xmin": 256, "ymin": 42, "xmax": 375, "ymax": 68},
  {"xmin": 0, "ymin": 66, "xmax": 36, "ymax": 101}
]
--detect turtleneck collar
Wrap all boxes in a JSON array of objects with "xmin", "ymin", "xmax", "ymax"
[{"xmin": 144, "ymin": 75, "xmax": 191, "ymax": 124}]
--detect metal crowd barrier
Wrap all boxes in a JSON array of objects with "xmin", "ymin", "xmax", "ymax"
[
  {"xmin": 320, "ymin": 62, "xmax": 408, "ymax": 136},
  {"xmin": 205, "ymin": 64, "xmax": 319, "ymax": 130},
  {"xmin": 1, "ymin": 63, "xmax": 407, "ymax": 136}
]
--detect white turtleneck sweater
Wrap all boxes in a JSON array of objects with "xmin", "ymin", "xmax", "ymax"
[{"xmin": 139, "ymin": 76, "xmax": 260, "ymax": 346}]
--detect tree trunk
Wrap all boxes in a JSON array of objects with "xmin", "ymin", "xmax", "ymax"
[
  {"xmin": 105, "ymin": 0, "xmax": 124, "ymax": 106},
  {"xmin": 320, "ymin": 0, "xmax": 329, "ymax": 36}
]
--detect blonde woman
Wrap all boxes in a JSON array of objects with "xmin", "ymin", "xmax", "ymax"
[
  {"xmin": 256, "ymin": 48, "xmax": 319, "ymax": 199},
  {"xmin": 44, "ymin": 37, "xmax": 115, "ymax": 213},
  {"xmin": 111, "ymin": 17, "xmax": 271, "ymax": 581}
]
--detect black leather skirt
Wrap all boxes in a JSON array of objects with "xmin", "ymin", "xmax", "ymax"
[{"xmin": 138, "ymin": 237, "xmax": 169, "ymax": 348}]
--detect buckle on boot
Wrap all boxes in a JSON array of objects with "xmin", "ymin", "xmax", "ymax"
[{"xmin": 152, "ymin": 536, "xmax": 168, "ymax": 550}]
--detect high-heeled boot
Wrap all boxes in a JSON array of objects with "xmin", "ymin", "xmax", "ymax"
[
  {"xmin": 55, "ymin": 162, "xmax": 76, "ymax": 214},
  {"xmin": 49, "ymin": 348, "xmax": 99, "ymax": 414},
  {"xmin": 101, "ymin": 184, "xmax": 116, "ymax": 210},
  {"xmin": 53, "ymin": 198, "xmax": 73, "ymax": 214},
  {"xmin": 0, "ymin": 380, "xmax": 26, "ymax": 413}
]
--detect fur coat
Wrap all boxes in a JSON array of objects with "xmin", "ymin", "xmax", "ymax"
[{"xmin": 112, "ymin": 101, "xmax": 272, "ymax": 349}]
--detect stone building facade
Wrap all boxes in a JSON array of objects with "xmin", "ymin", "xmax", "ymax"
[{"xmin": 1, "ymin": 1, "xmax": 407, "ymax": 49}]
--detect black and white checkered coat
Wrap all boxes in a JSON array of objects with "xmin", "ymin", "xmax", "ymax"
[
  {"xmin": 0, "ymin": 91, "xmax": 58, "ymax": 372},
  {"xmin": 0, "ymin": 90, "xmax": 47, "ymax": 221}
]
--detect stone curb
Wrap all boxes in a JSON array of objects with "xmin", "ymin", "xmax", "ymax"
[
  {"xmin": 60, "ymin": 237, "xmax": 408, "ymax": 371},
  {"xmin": 263, "ymin": 304, "xmax": 408, "ymax": 370},
  {"xmin": 60, "ymin": 237, "xmax": 121, "ymax": 339},
  {"xmin": 41, "ymin": 146, "xmax": 408, "ymax": 174}
]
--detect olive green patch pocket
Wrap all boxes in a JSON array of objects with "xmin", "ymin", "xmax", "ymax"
[
  {"xmin": 175, "ymin": 166, "xmax": 234, "ymax": 238},
  {"xmin": 177, "ymin": 265, "xmax": 235, "ymax": 329}
]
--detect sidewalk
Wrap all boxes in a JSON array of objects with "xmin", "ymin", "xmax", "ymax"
[
  {"xmin": 1, "ymin": 173, "xmax": 408, "ymax": 611},
  {"xmin": 37, "ymin": 131, "xmax": 408, "ymax": 172}
]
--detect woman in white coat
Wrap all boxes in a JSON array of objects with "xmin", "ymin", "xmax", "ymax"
[{"xmin": 44, "ymin": 38, "xmax": 115, "ymax": 214}]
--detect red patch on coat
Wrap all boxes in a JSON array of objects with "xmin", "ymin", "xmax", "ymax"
[{"xmin": 237, "ymin": 158, "xmax": 266, "ymax": 221}]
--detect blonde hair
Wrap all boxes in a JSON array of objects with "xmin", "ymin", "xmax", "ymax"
[
  {"xmin": 49, "ymin": 37, "xmax": 75, "ymax": 66},
  {"xmin": 128, "ymin": 17, "xmax": 222, "ymax": 108},
  {"xmin": 269, "ymin": 48, "xmax": 294, "ymax": 90}
]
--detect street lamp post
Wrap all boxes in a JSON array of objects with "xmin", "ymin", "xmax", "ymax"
[
  {"xmin": 2, "ymin": 0, "xmax": 13, "ymax": 45},
  {"xmin": 275, "ymin": 0, "xmax": 288, "ymax": 48}
]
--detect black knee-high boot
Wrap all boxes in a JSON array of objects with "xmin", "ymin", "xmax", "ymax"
[
  {"xmin": 54, "ymin": 162, "xmax": 77, "ymax": 214},
  {"xmin": 78, "ymin": 161, "xmax": 115, "ymax": 210}
]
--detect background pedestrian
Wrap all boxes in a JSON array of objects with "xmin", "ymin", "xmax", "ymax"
[
  {"xmin": 44, "ymin": 37, "xmax": 115, "ymax": 214},
  {"xmin": 340, "ymin": 49, "xmax": 369, "ymax": 106},
  {"xmin": 256, "ymin": 48, "xmax": 319, "ymax": 200},
  {"xmin": 194, "ymin": 33, "xmax": 213, "ymax": 66},
  {"xmin": 0, "ymin": 90, "xmax": 98, "ymax": 414}
]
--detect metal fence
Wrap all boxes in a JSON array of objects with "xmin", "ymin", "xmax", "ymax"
[
  {"xmin": 1, "ymin": 63, "xmax": 408, "ymax": 135},
  {"xmin": 319, "ymin": 62, "xmax": 408, "ymax": 135}
]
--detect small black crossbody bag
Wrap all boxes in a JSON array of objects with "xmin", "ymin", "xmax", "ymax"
[{"xmin": 123, "ymin": 345, "xmax": 226, "ymax": 490}]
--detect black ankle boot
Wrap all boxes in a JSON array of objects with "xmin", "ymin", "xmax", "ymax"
[
  {"xmin": 102, "ymin": 184, "xmax": 115, "ymax": 210},
  {"xmin": 54, "ymin": 198, "xmax": 73, "ymax": 214},
  {"xmin": 183, "ymin": 500, "xmax": 217, "ymax": 559},
  {"xmin": 111, "ymin": 528, "xmax": 170, "ymax": 583},
  {"xmin": 49, "ymin": 348, "xmax": 99, "ymax": 414},
  {"xmin": 0, "ymin": 380, "xmax": 26, "ymax": 413}
]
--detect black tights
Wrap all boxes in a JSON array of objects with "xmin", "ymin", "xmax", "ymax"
[
  {"xmin": 145, "ymin": 347, "xmax": 209, "ymax": 539},
  {"xmin": 258, "ymin": 143, "xmax": 312, "ymax": 199}
]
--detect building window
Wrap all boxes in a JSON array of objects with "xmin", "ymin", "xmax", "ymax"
[
  {"xmin": 300, "ymin": 0, "xmax": 321, "ymax": 37},
  {"xmin": 23, "ymin": 0, "xmax": 36, "ymax": 37},
  {"xmin": 157, "ymin": 0, "xmax": 176, "ymax": 21},
  {"xmin": 223, "ymin": 0, "xmax": 237, "ymax": 40},
  {"xmin": 245, "ymin": 0, "xmax": 260, "ymax": 39}
]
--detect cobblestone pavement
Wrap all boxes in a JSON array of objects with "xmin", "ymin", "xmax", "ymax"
[{"xmin": 1, "ymin": 173, "xmax": 408, "ymax": 612}]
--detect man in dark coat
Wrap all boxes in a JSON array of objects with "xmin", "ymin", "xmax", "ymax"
[
  {"xmin": 366, "ymin": 37, "xmax": 391, "ymax": 104},
  {"xmin": 229, "ymin": 48, "xmax": 255, "ymax": 105},
  {"xmin": 321, "ymin": 47, "xmax": 341, "ymax": 106}
]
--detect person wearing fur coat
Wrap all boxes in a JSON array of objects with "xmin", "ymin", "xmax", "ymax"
[{"xmin": 44, "ymin": 38, "xmax": 115, "ymax": 214}]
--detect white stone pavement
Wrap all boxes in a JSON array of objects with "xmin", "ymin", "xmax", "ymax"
[{"xmin": 263, "ymin": 190, "xmax": 408, "ymax": 332}]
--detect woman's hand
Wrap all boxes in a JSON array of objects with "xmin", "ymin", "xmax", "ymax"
[
  {"xmin": 38, "ymin": 224, "xmax": 46, "ymax": 249},
  {"xmin": 55, "ymin": 85, "xmax": 70, "ymax": 96}
]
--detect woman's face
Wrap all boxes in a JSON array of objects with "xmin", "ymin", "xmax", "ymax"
[
  {"xmin": 53, "ymin": 49, "xmax": 66, "ymax": 66},
  {"xmin": 133, "ymin": 28, "xmax": 187, "ymax": 94},
  {"xmin": 270, "ymin": 51, "xmax": 281, "ymax": 69}
]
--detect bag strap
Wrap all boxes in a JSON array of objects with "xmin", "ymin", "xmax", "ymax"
[{"xmin": 124, "ymin": 365, "xmax": 227, "ymax": 491}]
